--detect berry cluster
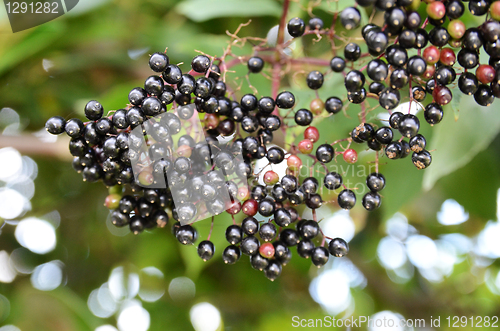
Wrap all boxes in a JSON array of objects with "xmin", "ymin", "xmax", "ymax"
[{"xmin": 45, "ymin": 0, "xmax": 500, "ymax": 280}]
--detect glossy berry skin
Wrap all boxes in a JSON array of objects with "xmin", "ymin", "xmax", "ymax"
[
  {"xmin": 366, "ymin": 173, "xmax": 385, "ymax": 192},
  {"xmin": 379, "ymin": 88, "xmax": 401, "ymax": 110},
  {"xmin": 280, "ymin": 229, "xmax": 300, "ymax": 246},
  {"xmin": 197, "ymin": 240, "xmax": 215, "ymax": 261},
  {"xmin": 398, "ymin": 114, "xmax": 420, "ymax": 138},
  {"xmin": 287, "ymin": 17, "xmax": 305, "ymax": 37},
  {"xmin": 263, "ymin": 171, "xmax": 280, "ymax": 186},
  {"xmin": 222, "ymin": 245, "xmax": 241, "ymax": 264},
  {"xmin": 274, "ymin": 208, "xmax": 292, "ymax": 227},
  {"xmin": 308, "ymin": 17, "xmax": 324, "ymax": 30},
  {"xmin": 344, "ymin": 42, "xmax": 361, "ymax": 61},
  {"xmin": 297, "ymin": 139, "xmax": 314, "ymax": 155},
  {"xmin": 474, "ymin": 84, "xmax": 495, "ymax": 106},
  {"xmin": 149, "ymin": 52, "xmax": 169, "ymax": 72},
  {"xmin": 272, "ymin": 185, "xmax": 287, "ymax": 202},
  {"xmin": 281, "ymin": 175, "xmax": 298, "ymax": 193},
  {"xmin": 367, "ymin": 59, "xmax": 388, "ymax": 82},
  {"xmin": 476, "ymin": 65, "xmax": 496, "ymax": 84},
  {"xmin": 324, "ymin": 172, "xmax": 342, "ymax": 190},
  {"xmin": 259, "ymin": 242, "xmax": 275, "ymax": 258},
  {"xmin": 412, "ymin": 150, "xmax": 432, "ymax": 169},
  {"xmin": 242, "ymin": 217, "xmax": 259, "ymax": 236},
  {"xmin": 264, "ymin": 260, "xmax": 282, "ymax": 281},
  {"xmin": 433, "ymin": 86, "xmax": 453, "ymax": 105},
  {"xmin": 259, "ymin": 222, "xmax": 277, "ymax": 242},
  {"xmin": 307, "ymin": 71, "xmax": 324, "ymax": 89},
  {"xmin": 340, "ymin": 7, "xmax": 361, "ymax": 30},
  {"xmin": 458, "ymin": 49, "xmax": 479, "ymax": 69},
  {"xmin": 410, "ymin": 134, "xmax": 426, "ymax": 153},
  {"xmin": 423, "ymin": 46, "xmax": 440, "ymax": 64},
  {"xmin": 368, "ymin": 82, "xmax": 384, "ymax": 96},
  {"xmin": 259, "ymin": 198, "xmax": 276, "ymax": 217},
  {"xmin": 299, "ymin": 220, "xmax": 319, "ymax": 239},
  {"xmin": 344, "ymin": 70, "xmax": 365, "ymax": 91},
  {"xmin": 316, "ymin": 144, "xmax": 334, "ymax": 163},
  {"xmin": 162, "ymin": 64, "xmax": 183, "ymax": 84},
  {"xmin": 287, "ymin": 155, "xmax": 302, "ymax": 171},
  {"xmin": 191, "ymin": 55, "xmax": 211, "ymax": 73},
  {"xmin": 328, "ymin": 238, "xmax": 349, "ymax": 257},
  {"xmin": 375, "ymin": 127, "xmax": 393, "ymax": 144},
  {"xmin": 250, "ymin": 254, "xmax": 269, "ymax": 271},
  {"xmin": 330, "ymin": 57, "xmax": 346, "ymax": 72},
  {"xmin": 297, "ymin": 239, "xmax": 315, "ymax": 258},
  {"xmin": 295, "ymin": 109, "xmax": 313, "ymax": 126},
  {"xmin": 427, "ymin": 1, "xmax": 446, "ymax": 19},
  {"xmin": 176, "ymin": 225, "xmax": 198, "ymax": 245},
  {"xmin": 304, "ymin": 126, "xmax": 320, "ymax": 142},
  {"xmin": 343, "ymin": 148, "xmax": 358, "ymax": 164},
  {"xmin": 310, "ymin": 98, "xmax": 324, "ymax": 115},
  {"xmin": 45, "ymin": 116, "xmax": 66, "ymax": 135},
  {"xmin": 338, "ymin": 189, "xmax": 356, "ymax": 209},
  {"xmin": 248, "ymin": 56, "xmax": 264, "ymax": 73},
  {"xmin": 85, "ymin": 100, "xmax": 103, "ymax": 120},
  {"xmin": 225, "ymin": 225, "xmax": 243, "ymax": 245},
  {"xmin": 310, "ymin": 247, "xmax": 329, "ymax": 267},
  {"xmin": 362, "ymin": 192, "xmax": 381, "ymax": 210},
  {"xmin": 385, "ymin": 141, "xmax": 402, "ymax": 159},
  {"xmin": 325, "ymin": 97, "xmax": 343, "ymax": 114},
  {"xmin": 267, "ymin": 147, "xmax": 285, "ymax": 164},
  {"xmin": 276, "ymin": 91, "xmax": 295, "ymax": 108},
  {"xmin": 424, "ymin": 103, "xmax": 444, "ymax": 125}
]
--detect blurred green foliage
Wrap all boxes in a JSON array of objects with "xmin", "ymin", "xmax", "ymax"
[{"xmin": 0, "ymin": 0, "xmax": 500, "ymax": 330}]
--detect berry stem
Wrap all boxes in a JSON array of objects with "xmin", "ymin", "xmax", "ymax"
[
  {"xmin": 277, "ymin": 0, "xmax": 291, "ymax": 46},
  {"xmin": 207, "ymin": 216, "xmax": 215, "ymax": 240}
]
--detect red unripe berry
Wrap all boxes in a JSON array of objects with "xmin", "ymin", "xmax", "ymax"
[
  {"xmin": 476, "ymin": 64, "xmax": 496, "ymax": 84},
  {"xmin": 176, "ymin": 144, "xmax": 192, "ymax": 158},
  {"xmin": 439, "ymin": 48, "xmax": 456, "ymax": 66},
  {"xmin": 448, "ymin": 20, "xmax": 466, "ymax": 39},
  {"xmin": 226, "ymin": 200, "xmax": 242, "ymax": 215},
  {"xmin": 237, "ymin": 186, "xmax": 250, "ymax": 201},
  {"xmin": 298, "ymin": 139, "xmax": 314, "ymax": 154},
  {"xmin": 343, "ymin": 148, "xmax": 358, "ymax": 164},
  {"xmin": 310, "ymin": 98, "xmax": 324, "ymax": 115},
  {"xmin": 287, "ymin": 155, "xmax": 302, "ymax": 170},
  {"xmin": 242, "ymin": 199, "xmax": 258, "ymax": 216},
  {"xmin": 286, "ymin": 167, "xmax": 299, "ymax": 177},
  {"xmin": 422, "ymin": 64, "xmax": 436, "ymax": 80},
  {"xmin": 423, "ymin": 46, "xmax": 440, "ymax": 64},
  {"xmin": 259, "ymin": 242, "xmax": 275, "ymax": 258},
  {"xmin": 104, "ymin": 194, "xmax": 121, "ymax": 209},
  {"xmin": 433, "ymin": 85, "xmax": 453, "ymax": 105},
  {"xmin": 304, "ymin": 126, "xmax": 320, "ymax": 142},
  {"xmin": 491, "ymin": 1, "xmax": 500, "ymax": 21},
  {"xmin": 426, "ymin": 1, "xmax": 446, "ymax": 19},
  {"xmin": 264, "ymin": 170, "xmax": 280, "ymax": 185},
  {"xmin": 138, "ymin": 170, "xmax": 154, "ymax": 186},
  {"xmin": 204, "ymin": 113, "xmax": 219, "ymax": 130}
]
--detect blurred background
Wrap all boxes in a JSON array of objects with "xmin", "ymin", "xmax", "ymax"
[{"xmin": 0, "ymin": 0, "xmax": 500, "ymax": 330}]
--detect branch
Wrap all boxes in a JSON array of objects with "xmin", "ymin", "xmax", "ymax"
[{"xmin": 0, "ymin": 134, "xmax": 71, "ymax": 160}]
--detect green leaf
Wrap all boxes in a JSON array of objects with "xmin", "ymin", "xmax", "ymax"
[
  {"xmin": 0, "ymin": 22, "xmax": 65, "ymax": 76},
  {"xmin": 317, "ymin": 0, "xmax": 369, "ymax": 24},
  {"xmin": 450, "ymin": 85, "xmax": 461, "ymax": 121},
  {"xmin": 179, "ymin": 213, "xmax": 233, "ymax": 280},
  {"xmin": 175, "ymin": 0, "xmax": 282, "ymax": 22},
  {"xmin": 422, "ymin": 93, "xmax": 500, "ymax": 191},
  {"xmin": 437, "ymin": 147, "xmax": 500, "ymax": 220}
]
